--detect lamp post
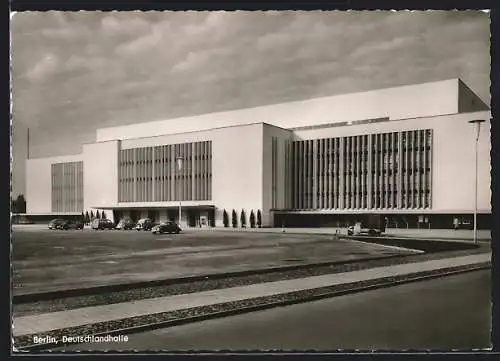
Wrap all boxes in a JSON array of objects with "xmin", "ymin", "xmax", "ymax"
[
  {"xmin": 176, "ymin": 156, "xmax": 183, "ymax": 227},
  {"xmin": 468, "ymin": 119, "xmax": 485, "ymax": 245}
]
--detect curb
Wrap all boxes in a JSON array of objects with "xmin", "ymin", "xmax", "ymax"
[
  {"xmin": 13, "ymin": 253, "xmax": 407, "ymax": 304},
  {"xmin": 15, "ymin": 262, "xmax": 490, "ymax": 352}
]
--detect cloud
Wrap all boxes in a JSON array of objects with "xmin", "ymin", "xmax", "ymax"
[
  {"xmin": 347, "ymin": 36, "xmax": 414, "ymax": 60},
  {"xmin": 11, "ymin": 10, "xmax": 490, "ymax": 162},
  {"xmin": 25, "ymin": 53, "xmax": 60, "ymax": 81},
  {"xmin": 115, "ymin": 28, "xmax": 164, "ymax": 56},
  {"xmin": 65, "ymin": 55, "xmax": 106, "ymax": 71},
  {"xmin": 171, "ymin": 46, "xmax": 233, "ymax": 73},
  {"xmin": 102, "ymin": 14, "xmax": 158, "ymax": 41}
]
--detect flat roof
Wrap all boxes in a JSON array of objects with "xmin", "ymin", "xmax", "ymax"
[{"xmin": 96, "ymin": 78, "xmax": 470, "ymax": 142}]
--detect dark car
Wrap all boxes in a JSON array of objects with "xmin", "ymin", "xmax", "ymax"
[
  {"xmin": 115, "ymin": 217, "xmax": 135, "ymax": 230},
  {"xmin": 91, "ymin": 218, "xmax": 115, "ymax": 230},
  {"xmin": 135, "ymin": 218, "xmax": 155, "ymax": 231},
  {"xmin": 59, "ymin": 219, "xmax": 84, "ymax": 230},
  {"xmin": 48, "ymin": 218, "xmax": 65, "ymax": 230},
  {"xmin": 151, "ymin": 221, "xmax": 182, "ymax": 234}
]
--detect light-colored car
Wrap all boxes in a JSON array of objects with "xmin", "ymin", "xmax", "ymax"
[
  {"xmin": 347, "ymin": 225, "xmax": 382, "ymax": 236},
  {"xmin": 115, "ymin": 218, "xmax": 135, "ymax": 230},
  {"xmin": 135, "ymin": 218, "xmax": 154, "ymax": 231}
]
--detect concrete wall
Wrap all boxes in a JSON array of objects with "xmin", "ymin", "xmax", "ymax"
[
  {"xmin": 211, "ymin": 124, "xmax": 264, "ymax": 227},
  {"xmin": 82, "ymin": 140, "xmax": 120, "ymax": 220},
  {"xmin": 121, "ymin": 123, "xmax": 265, "ymax": 227},
  {"xmin": 97, "ymin": 79, "xmax": 462, "ymax": 142},
  {"xmin": 294, "ymin": 110, "xmax": 491, "ymax": 214},
  {"xmin": 262, "ymin": 124, "xmax": 294, "ymax": 226},
  {"xmin": 120, "ymin": 130, "xmax": 211, "ymax": 149},
  {"xmin": 25, "ymin": 154, "xmax": 83, "ymax": 214},
  {"xmin": 25, "ymin": 78, "xmax": 490, "ymax": 224},
  {"xmin": 458, "ymin": 79, "xmax": 490, "ymax": 113}
]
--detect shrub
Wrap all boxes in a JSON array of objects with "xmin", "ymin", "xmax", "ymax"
[
  {"xmin": 249, "ymin": 210, "xmax": 256, "ymax": 228},
  {"xmin": 101, "ymin": 211, "xmax": 107, "ymax": 220},
  {"xmin": 232, "ymin": 209, "xmax": 237, "ymax": 228},
  {"xmin": 257, "ymin": 210, "xmax": 262, "ymax": 228},
  {"xmin": 240, "ymin": 209, "xmax": 246, "ymax": 228},
  {"xmin": 223, "ymin": 209, "xmax": 229, "ymax": 228},
  {"xmin": 13, "ymin": 194, "xmax": 26, "ymax": 214}
]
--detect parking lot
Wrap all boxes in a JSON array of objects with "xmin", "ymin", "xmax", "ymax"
[{"xmin": 11, "ymin": 227, "xmax": 417, "ymax": 295}]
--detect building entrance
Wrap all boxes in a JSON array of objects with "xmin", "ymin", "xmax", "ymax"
[
  {"xmin": 148, "ymin": 210, "xmax": 159, "ymax": 222},
  {"xmin": 186, "ymin": 208, "xmax": 215, "ymax": 228}
]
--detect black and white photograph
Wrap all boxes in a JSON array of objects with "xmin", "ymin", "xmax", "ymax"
[{"xmin": 10, "ymin": 10, "xmax": 492, "ymax": 352}]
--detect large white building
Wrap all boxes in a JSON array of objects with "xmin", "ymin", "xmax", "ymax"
[{"xmin": 25, "ymin": 78, "xmax": 491, "ymax": 229}]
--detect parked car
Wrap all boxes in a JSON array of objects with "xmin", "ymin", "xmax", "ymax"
[
  {"xmin": 135, "ymin": 218, "xmax": 155, "ymax": 231},
  {"xmin": 151, "ymin": 221, "xmax": 182, "ymax": 234},
  {"xmin": 59, "ymin": 219, "xmax": 84, "ymax": 230},
  {"xmin": 48, "ymin": 218, "xmax": 65, "ymax": 230},
  {"xmin": 91, "ymin": 218, "xmax": 115, "ymax": 230},
  {"xmin": 115, "ymin": 217, "xmax": 135, "ymax": 230},
  {"xmin": 347, "ymin": 225, "xmax": 382, "ymax": 236}
]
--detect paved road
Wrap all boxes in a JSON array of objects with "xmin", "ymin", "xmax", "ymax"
[
  {"xmin": 59, "ymin": 270, "xmax": 491, "ymax": 351},
  {"xmin": 12, "ymin": 229, "xmax": 415, "ymax": 294},
  {"xmin": 13, "ymin": 224, "xmax": 492, "ymax": 241}
]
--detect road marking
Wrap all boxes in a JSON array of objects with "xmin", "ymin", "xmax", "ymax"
[{"xmin": 345, "ymin": 237, "xmax": 424, "ymax": 254}]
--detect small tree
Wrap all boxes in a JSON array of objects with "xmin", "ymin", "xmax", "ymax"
[
  {"xmin": 232, "ymin": 209, "xmax": 237, "ymax": 228},
  {"xmin": 101, "ymin": 211, "xmax": 107, "ymax": 220},
  {"xmin": 85, "ymin": 211, "xmax": 90, "ymax": 224},
  {"xmin": 250, "ymin": 210, "xmax": 256, "ymax": 228},
  {"xmin": 96, "ymin": 210, "xmax": 101, "ymax": 219},
  {"xmin": 90, "ymin": 210, "xmax": 95, "ymax": 220},
  {"xmin": 223, "ymin": 209, "xmax": 229, "ymax": 228},
  {"xmin": 240, "ymin": 209, "xmax": 247, "ymax": 228},
  {"xmin": 15, "ymin": 195, "xmax": 27, "ymax": 213},
  {"xmin": 257, "ymin": 210, "xmax": 262, "ymax": 228}
]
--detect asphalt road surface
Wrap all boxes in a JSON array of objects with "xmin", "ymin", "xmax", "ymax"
[
  {"xmin": 58, "ymin": 269, "xmax": 491, "ymax": 352},
  {"xmin": 12, "ymin": 228, "xmax": 415, "ymax": 294}
]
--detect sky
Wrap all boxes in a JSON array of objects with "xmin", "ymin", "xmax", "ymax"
[{"xmin": 10, "ymin": 10, "xmax": 491, "ymax": 197}]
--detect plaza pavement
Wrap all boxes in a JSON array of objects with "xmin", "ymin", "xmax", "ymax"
[
  {"xmin": 13, "ymin": 230, "xmax": 415, "ymax": 295},
  {"xmin": 12, "ymin": 252, "xmax": 490, "ymax": 338}
]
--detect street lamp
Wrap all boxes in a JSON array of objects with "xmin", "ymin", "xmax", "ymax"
[
  {"xmin": 176, "ymin": 156, "xmax": 183, "ymax": 227},
  {"xmin": 468, "ymin": 119, "xmax": 485, "ymax": 245}
]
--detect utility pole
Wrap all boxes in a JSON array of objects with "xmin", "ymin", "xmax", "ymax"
[
  {"xmin": 468, "ymin": 119, "xmax": 485, "ymax": 245},
  {"xmin": 176, "ymin": 156, "xmax": 183, "ymax": 227}
]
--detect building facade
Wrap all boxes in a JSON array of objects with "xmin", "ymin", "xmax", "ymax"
[{"xmin": 25, "ymin": 79, "xmax": 491, "ymax": 229}]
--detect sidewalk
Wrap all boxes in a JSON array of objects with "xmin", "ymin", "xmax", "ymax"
[
  {"xmin": 384, "ymin": 228, "xmax": 491, "ymax": 241},
  {"xmin": 186, "ymin": 227, "xmax": 491, "ymax": 241},
  {"xmin": 13, "ymin": 252, "xmax": 490, "ymax": 337}
]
